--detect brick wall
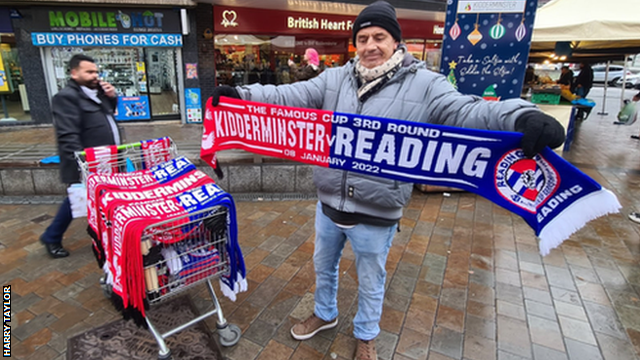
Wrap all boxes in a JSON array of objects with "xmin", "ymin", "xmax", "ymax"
[
  {"xmin": 195, "ymin": 3, "xmax": 215, "ymax": 110},
  {"xmin": 12, "ymin": 8, "xmax": 53, "ymax": 124}
]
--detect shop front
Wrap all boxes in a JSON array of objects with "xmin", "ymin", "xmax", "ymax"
[
  {"xmin": 29, "ymin": 7, "xmax": 185, "ymax": 122},
  {"xmin": 0, "ymin": 7, "xmax": 30, "ymax": 122},
  {"xmin": 213, "ymin": 6, "xmax": 444, "ymax": 87}
]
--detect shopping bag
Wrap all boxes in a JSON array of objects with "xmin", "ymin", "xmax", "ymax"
[{"xmin": 67, "ymin": 183, "xmax": 87, "ymax": 218}]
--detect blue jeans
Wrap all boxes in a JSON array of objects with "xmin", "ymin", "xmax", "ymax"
[
  {"xmin": 313, "ymin": 202, "xmax": 396, "ymax": 341},
  {"xmin": 41, "ymin": 197, "xmax": 73, "ymax": 244}
]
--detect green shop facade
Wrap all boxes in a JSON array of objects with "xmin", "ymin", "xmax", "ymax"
[{"xmin": 4, "ymin": 4, "xmax": 207, "ymax": 124}]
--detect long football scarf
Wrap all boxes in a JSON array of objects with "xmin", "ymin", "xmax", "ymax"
[
  {"xmin": 86, "ymin": 157, "xmax": 197, "ymax": 267},
  {"xmin": 201, "ymin": 97, "xmax": 621, "ymax": 256},
  {"xmin": 110, "ymin": 183, "xmax": 244, "ymax": 324},
  {"xmin": 98, "ymin": 170, "xmax": 214, "ymax": 289},
  {"xmin": 140, "ymin": 137, "xmax": 174, "ymax": 168}
]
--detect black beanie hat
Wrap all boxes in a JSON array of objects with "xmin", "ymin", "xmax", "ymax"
[{"xmin": 352, "ymin": 1, "xmax": 402, "ymax": 44}]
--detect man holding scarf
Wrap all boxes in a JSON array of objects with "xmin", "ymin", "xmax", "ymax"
[{"xmin": 210, "ymin": 1, "xmax": 565, "ymax": 359}]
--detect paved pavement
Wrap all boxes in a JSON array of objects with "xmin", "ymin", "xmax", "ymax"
[{"xmin": 2, "ymin": 86, "xmax": 640, "ymax": 360}]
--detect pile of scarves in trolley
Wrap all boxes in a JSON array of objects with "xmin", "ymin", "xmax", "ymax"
[
  {"xmin": 84, "ymin": 137, "xmax": 174, "ymax": 175},
  {"xmin": 84, "ymin": 151, "xmax": 246, "ymax": 326}
]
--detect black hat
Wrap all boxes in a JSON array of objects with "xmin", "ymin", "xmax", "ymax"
[{"xmin": 352, "ymin": 1, "xmax": 402, "ymax": 44}]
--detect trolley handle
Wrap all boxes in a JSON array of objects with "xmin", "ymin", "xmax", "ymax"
[{"xmin": 75, "ymin": 142, "xmax": 143, "ymax": 157}]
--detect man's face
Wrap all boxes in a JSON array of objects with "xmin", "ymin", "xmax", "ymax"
[
  {"xmin": 71, "ymin": 60, "xmax": 99, "ymax": 89},
  {"xmin": 355, "ymin": 26, "xmax": 399, "ymax": 69}
]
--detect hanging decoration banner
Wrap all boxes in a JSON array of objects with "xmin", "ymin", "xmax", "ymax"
[
  {"xmin": 201, "ymin": 97, "xmax": 622, "ymax": 256},
  {"xmin": 439, "ymin": 0, "xmax": 536, "ymax": 100}
]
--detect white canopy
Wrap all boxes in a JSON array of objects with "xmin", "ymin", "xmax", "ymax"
[{"xmin": 531, "ymin": 0, "xmax": 640, "ymax": 60}]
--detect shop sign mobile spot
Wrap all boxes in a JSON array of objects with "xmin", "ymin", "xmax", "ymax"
[{"xmin": 32, "ymin": 7, "xmax": 182, "ymax": 33}]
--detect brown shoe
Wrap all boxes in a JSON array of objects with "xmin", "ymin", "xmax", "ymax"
[
  {"xmin": 290, "ymin": 313, "xmax": 338, "ymax": 340},
  {"xmin": 354, "ymin": 339, "xmax": 377, "ymax": 360}
]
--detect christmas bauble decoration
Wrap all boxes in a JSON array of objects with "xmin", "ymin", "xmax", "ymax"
[
  {"xmin": 450, "ymin": 21, "xmax": 461, "ymax": 41},
  {"xmin": 489, "ymin": 23, "xmax": 505, "ymax": 40},
  {"xmin": 468, "ymin": 26, "xmax": 483, "ymax": 46},
  {"xmin": 515, "ymin": 22, "xmax": 527, "ymax": 41}
]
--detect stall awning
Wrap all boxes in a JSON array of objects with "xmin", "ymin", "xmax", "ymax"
[
  {"xmin": 533, "ymin": 0, "xmax": 640, "ymax": 42},
  {"xmin": 531, "ymin": 0, "xmax": 640, "ymax": 60}
]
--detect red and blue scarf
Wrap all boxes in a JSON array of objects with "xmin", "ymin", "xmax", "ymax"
[
  {"xmin": 86, "ymin": 156, "xmax": 197, "ymax": 267},
  {"xmin": 109, "ymin": 183, "xmax": 243, "ymax": 324},
  {"xmin": 201, "ymin": 97, "xmax": 621, "ymax": 256}
]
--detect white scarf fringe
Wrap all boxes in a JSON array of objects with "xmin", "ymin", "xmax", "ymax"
[{"xmin": 538, "ymin": 188, "xmax": 621, "ymax": 256}]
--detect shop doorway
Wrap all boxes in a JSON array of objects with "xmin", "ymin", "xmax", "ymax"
[
  {"xmin": 45, "ymin": 47, "xmax": 181, "ymax": 121},
  {"xmin": 145, "ymin": 48, "xmax": 179, "ymax": 118}
]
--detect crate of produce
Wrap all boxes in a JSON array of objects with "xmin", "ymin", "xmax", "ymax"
[{"xmin": 531, "ymin": 92, "xmax": 561, "ymax": 105}]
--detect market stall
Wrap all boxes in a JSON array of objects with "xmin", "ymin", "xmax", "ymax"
[{"xmin": 526, "ymin": 0, "xmax": 640, "ymax": 149}]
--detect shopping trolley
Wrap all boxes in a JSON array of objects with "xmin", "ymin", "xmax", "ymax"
[
  {"xmin": 74, "ymin": 137, "xmax": 178, "ymax": 184},
  {"xmin": 75, "ymin": 138, "xmax": 242, "ymax": 360}
]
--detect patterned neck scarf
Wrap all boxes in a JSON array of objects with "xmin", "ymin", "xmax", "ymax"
[{"xmin": 355, "ymin": 46, "xmax": 406, "ymax": 102}]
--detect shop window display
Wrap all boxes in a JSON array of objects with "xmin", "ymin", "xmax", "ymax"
[
  {"xmin": 215, "ymin": 35, "xmax": 346, "ymax": 87},
  {"xmin": 0, "ymin": 39, "xmax": 30, "ymax": 121},
  {"xmin": 398, "ymin": 39, "xmax": 442, "ymax": 71},
  {"xmin": 48, "ymin": 47, "xmax": 180, "ymax": 120}
]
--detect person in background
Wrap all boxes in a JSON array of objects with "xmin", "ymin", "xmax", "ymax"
[
  {"xmin": 40, "ymin": 54, "xmax": 120, "ymax": 258},
  {"xmin": 288, "ymin": 48, "xmax": 321, "ymax": 81},
  {"xmin": 573, "ymin": 62, "xmax": 594, "ymax": 120},
  {"xmin": 557, "ymin": 65, "xmax": 574, "ymax": 86},
  {"xmin": 525, "ymin": 65, "xmax": 538, "ymax": 84},
  {"xmin": 209, "ymin": 2, "xmax": 565, "ymax": 358},
  {"xmin": 616, "ymin": 91, "xmax": 640, "ymax": 126},
  {"xmin": 574, "ymin": 62, "xmax": 594, "ymax": 97}
]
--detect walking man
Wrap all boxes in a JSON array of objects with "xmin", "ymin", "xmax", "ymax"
[
  {"xmin": 210, "ymin": 2, "xmax": 565, "ymax": 358},
  {"xmin": 573, "ymin": 62, "xmax": 594, "ymax": 121},
  {"xmin": 40, "ymin": 54, "xmax": 121, "ymax": 258}
]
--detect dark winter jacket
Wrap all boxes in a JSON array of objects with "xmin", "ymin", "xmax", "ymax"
[
  {"xmin": 574, "ymin": 65, "xmax": 594, "ymax": 92},
  {"xmin": 291, "ymin": 64, "xmax": 320, "ymax": 82},
  {"xmin": 52, "ymin": 80, "xmax": 120, "ymax": 184},
  {"xmin": 557, "ymin": 70, "xmax": 574, "ymax": 86}
]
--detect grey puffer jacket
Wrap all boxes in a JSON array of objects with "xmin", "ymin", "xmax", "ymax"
[{"xmin": 235, "ymin": 54, "xmax": 539, "ymax": 221}]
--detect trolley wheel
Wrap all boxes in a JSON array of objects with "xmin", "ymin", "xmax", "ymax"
[
  {"xmin": 157, "ymin": 351, "xmax": 172, "ymax": 360},
  {"xmin": 99, "ymin": 276, "xmax": 113, "ymax": 299},
  {"xmin": 217, "ymin": 324, "xmax": 241, "ymax": 347}
]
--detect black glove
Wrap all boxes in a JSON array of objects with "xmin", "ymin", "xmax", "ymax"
[
  {"xmin": 515, "ymin": 111, "xmax": 566, "ymax": 158},
  {"xmin": 211, "ymin": 85, "xmax": 240, "ymax": 106}
]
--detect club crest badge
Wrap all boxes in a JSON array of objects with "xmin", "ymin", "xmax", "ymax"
[{"xmin": 495, "ymin": 150, "xmax": 559, "ymax": 213}]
